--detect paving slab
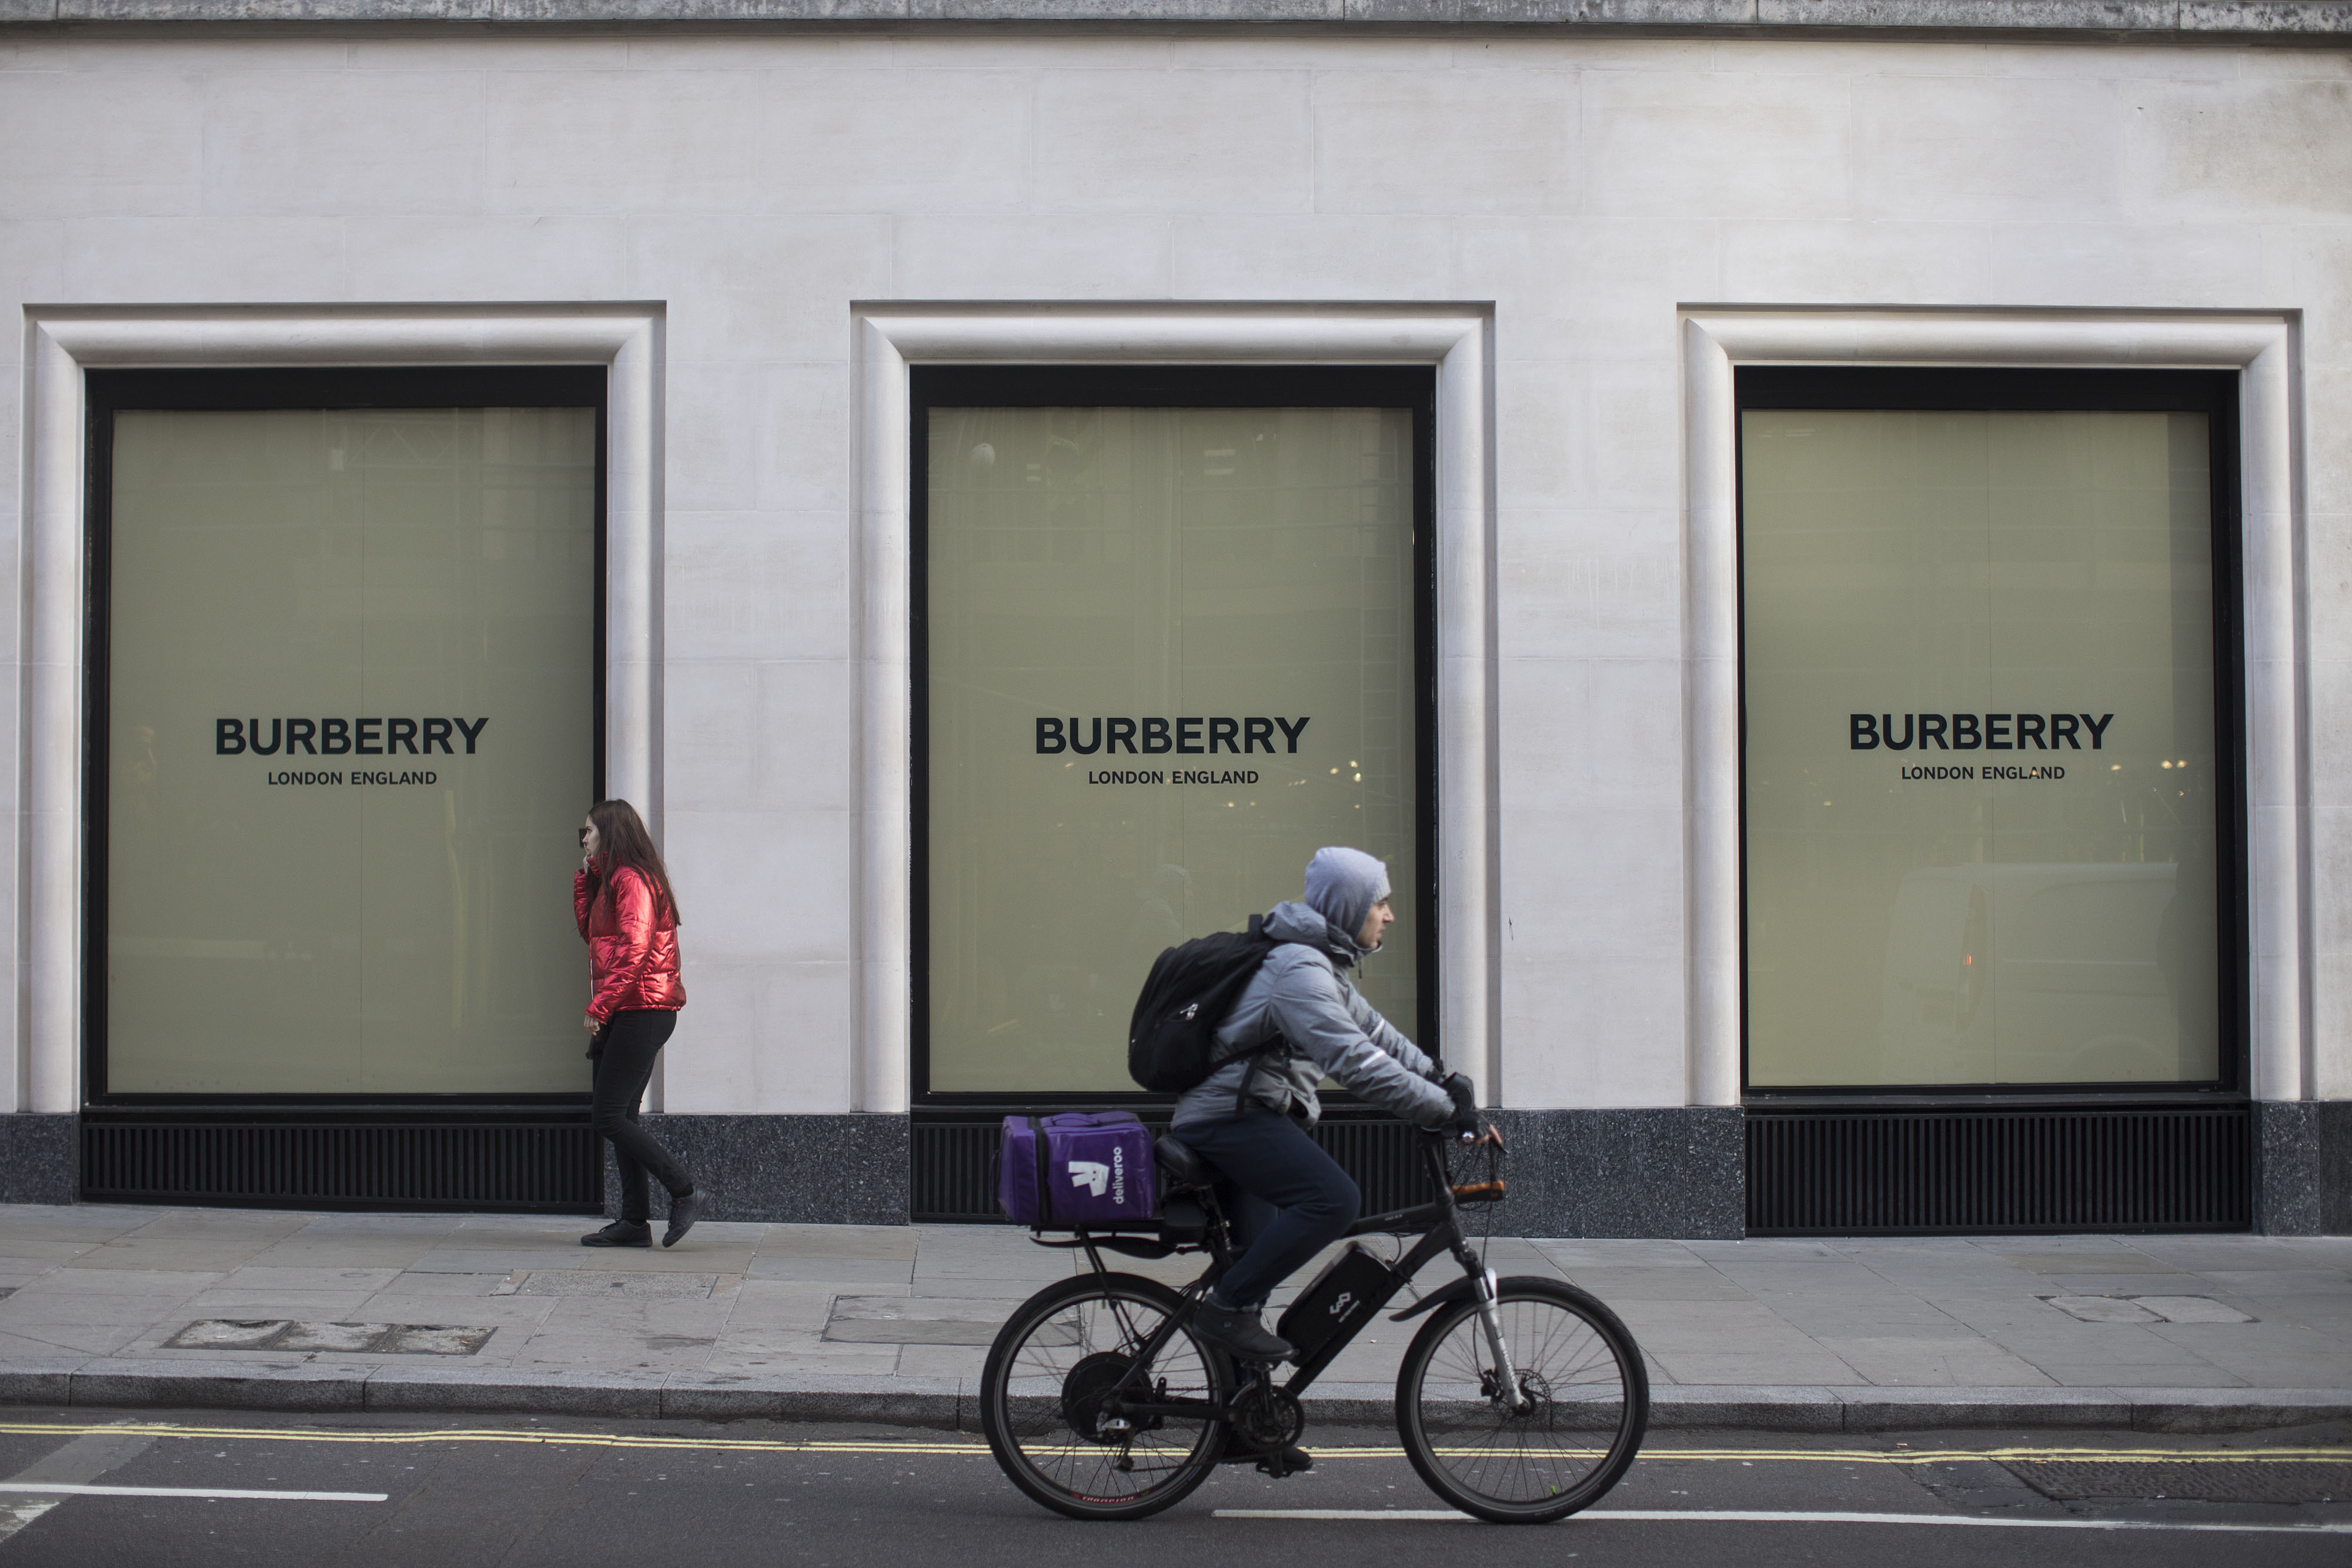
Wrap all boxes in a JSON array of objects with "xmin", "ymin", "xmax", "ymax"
[{"xmin": 0, "ymin": 1205, "xmax": 2336, "ymax": 1430}]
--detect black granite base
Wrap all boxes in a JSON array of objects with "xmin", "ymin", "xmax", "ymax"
[
  {"xmin": 1482, "ymin": 1107, "xmax": 1745, "ymax": 1240},
  {"xmin": 0, "ymin": 1115, "xmax": 76, "ymax": 1205},
  {"xmin": 602, "ymin": 1114, "xmax": 909, "ymax": 1226},
  {"xmin": 2256, "ymin": 1100, "xmax": 2352, "ymax": 1236}
]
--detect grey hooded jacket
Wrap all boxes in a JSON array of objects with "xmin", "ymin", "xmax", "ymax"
[{"xmin": 1168, "ymin": 901, "xmax": 1456, "ymax": 1132}]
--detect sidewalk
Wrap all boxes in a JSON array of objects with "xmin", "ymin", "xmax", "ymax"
[{"xmin": 0, "ymin": 1204, "xmax": 2345, "ymax": 1432}]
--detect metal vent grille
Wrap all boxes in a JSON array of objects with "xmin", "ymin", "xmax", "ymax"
[
  {"xmin": 81, "ymin": 1119, "xmax": 603, "ymax": 1212},
  {"xmin": 1746, "ymin": 1105, "xmax": 2251, "ymax": 1235},
  {"xmin": 911, "ymin": 1115, "xmax": 1423, "ymax": 1223}
]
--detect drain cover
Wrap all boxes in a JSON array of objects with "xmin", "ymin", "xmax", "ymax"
[{"xmin": 2006, "ymin": 1460, "xmax": 2352, "ymax": 1504}]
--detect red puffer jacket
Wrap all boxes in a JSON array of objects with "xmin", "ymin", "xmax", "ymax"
[{"xmin": 574, "ymin": 864, "xmax": 686, "ymax": 1025}]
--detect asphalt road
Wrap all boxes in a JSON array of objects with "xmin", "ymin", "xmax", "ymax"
[{"xmin": 0, "ymin": 1408, "xmax": 2344, "ymax": 1565}]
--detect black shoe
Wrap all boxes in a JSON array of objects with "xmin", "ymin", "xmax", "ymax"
[
  {"xmin": 1220, "ymin": 1440, "xmax": 1314, "ymax": 1475},
  {"xmin": 663, "ymin": 1190, "xmax": 705, "ymax": 1249},
  {"xmin": 582, "ymin": 1220, "xmax": 651, "ymax": 1248},
  {"xmin": 1257, "ymin": 1446, "xmax": 1314, "ymax": 1477},
  {"xmin": 1192, "ymin": 1303, "xmax": 1293, "ymax": 1362}
]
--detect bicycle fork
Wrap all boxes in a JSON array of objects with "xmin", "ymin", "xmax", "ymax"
[{"xmin": 1469, "ymin": 1267, "xmax": 1533, "ymax": 1415}]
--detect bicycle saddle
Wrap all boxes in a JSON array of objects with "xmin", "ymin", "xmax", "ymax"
[{"xmin": 1154, "ymin": 1134, "xmax": 1216, "ymax": 1192}]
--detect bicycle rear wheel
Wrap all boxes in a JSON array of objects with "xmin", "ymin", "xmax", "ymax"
[
  {"xmin": 979, "ymin": 1272, "xmax": 1231, "ymax": 1521},
  {"xmin": 1394, "ymin": 1276, "xmax": 1649, "ymax": 1523}
]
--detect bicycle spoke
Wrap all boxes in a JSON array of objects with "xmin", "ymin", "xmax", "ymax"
[
  {"xmin": 986, "ymin": 1282, "xmax": 1224, "ymax": 1511},
  {"xmin": 1406, "ymin": 1290, "xmax": 1640, "ymax": 1512}
]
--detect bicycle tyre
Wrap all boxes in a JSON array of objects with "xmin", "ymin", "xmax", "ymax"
[
  {"xmin": 979, "ymin": 1272, "xmax": 1232, "ymax": 1522},
  {"xmin": 1394, "ymin": 1275, "xmax": 1649, "ymax": 1523}
]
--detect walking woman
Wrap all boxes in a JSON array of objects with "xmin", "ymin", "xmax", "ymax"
[{"xmin": 575, "ymin": 800, "xmax": 704, "ymax": 1248}]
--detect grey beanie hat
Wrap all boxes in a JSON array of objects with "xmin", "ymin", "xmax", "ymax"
[{"xmin": 1303, "ymin": 846, "xmax": 1391, "ymax": 944}]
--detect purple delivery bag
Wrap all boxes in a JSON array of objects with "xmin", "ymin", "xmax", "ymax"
[{"xmin": 998, "ymin": 1112, "xmax": 1158, "ymax": 1228}]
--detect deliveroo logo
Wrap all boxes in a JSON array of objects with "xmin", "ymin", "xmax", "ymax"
[{"xmin": 1068, "ymin": 1147, "xmax": 1128, "ymax": 1205}]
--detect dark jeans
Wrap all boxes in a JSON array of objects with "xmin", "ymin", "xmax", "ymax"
[
  {"xmin": 592, "ymin": 1008, "xmax": 693, "ymax": 1224},
  {"xmin": 1171, "ymin": 1107, "xmax": 1359, "ymax": 1312}
]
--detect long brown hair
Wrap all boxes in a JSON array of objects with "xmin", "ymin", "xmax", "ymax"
[{"xmin": 587, "ymin": 799, "xmax": 681, "ymax": 925}]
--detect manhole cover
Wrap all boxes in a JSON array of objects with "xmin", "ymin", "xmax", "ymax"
[
  {"xmin": 165, "ymin": 1320, "xmax": 494, "ymax": 1355},
  {"xmin": 2006, "ymin": 1460, "xmax": 2352, "ymax": 1504}
]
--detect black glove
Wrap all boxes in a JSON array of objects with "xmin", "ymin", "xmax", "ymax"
[{"xmin": 1442, "ymin": 1072, "xmax": 1479, "ymax": 1136}]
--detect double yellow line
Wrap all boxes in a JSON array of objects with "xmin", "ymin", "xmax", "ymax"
[{"xmin": 0, "ymin": 1420, "xmax": 2341, "ymax": 1467}]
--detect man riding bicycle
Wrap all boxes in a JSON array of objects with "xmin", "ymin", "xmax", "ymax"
[{"xmin": 1171, "ymin": 846, "xmax": 1481, "ymax": 1366}]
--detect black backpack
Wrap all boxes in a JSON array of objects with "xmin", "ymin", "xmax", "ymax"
[{"xmin": 1127, "ymin": 914, "xmax": 1285, "ymax": 1094}]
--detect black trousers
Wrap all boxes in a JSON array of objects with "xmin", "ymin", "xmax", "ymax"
[
  {"xmin": 1171, "ymin": 1108, "xmax": 1361, "ymax": 1312},
  {"xmin": 591, "ymin": 1008, "xmax": 693, "ymax": 1224}
]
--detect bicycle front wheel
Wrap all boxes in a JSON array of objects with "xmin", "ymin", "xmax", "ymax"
[
  {"xmin": 978, "ymin": 1272, "xmax": 1231, "ymax": 1521},
  {"xmin": 1395, "ymin": 1276, "xmax": 1649, "ymax": 1523}
]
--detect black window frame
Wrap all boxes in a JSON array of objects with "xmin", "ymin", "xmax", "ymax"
[
  {"xmin": 909, "ymin": 363, "xmax": 1441, "ymax": 1112},
  {"xmin": 1735, "ymin": 366, "xmax": 2249, "ymax": 1105},
  {"xmin": 82, "ymin": 365, "xmax": 609, "ymax": 1110}
]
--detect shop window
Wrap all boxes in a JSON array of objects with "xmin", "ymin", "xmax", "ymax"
[
  {"xmin": 1739, "ymin": 369, "xmax": 2241, "ymax": 1092},
  {"xmin": 916, "ymin": 367, "xmax": 1435, "ymax": 1099},
  {"xmin": 89, "ymin": 367, "xmax": 603, "ymax": 1098}
]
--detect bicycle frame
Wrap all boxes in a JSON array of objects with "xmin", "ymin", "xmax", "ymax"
[{"xmin": 1079, "ymin": 1132, "xmax": 1529, "ymax": 1429}]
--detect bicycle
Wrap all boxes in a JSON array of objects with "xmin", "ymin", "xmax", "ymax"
[{"xmin": 978, "ymin": 1124, "xmax": 1649, "ymax": 1523}]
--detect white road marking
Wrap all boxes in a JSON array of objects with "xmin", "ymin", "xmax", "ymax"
[
  {"xmin": 1214, "ymin": 1509, "xmax": 2352, "ymax": 1533},
  {"xmin": 0, "ymin": 1499, "xmax": 58, "ymax": 1544},
  {"xmin": 0, "ymin": 1483, "xmax": 386, "ymax": 1503}
]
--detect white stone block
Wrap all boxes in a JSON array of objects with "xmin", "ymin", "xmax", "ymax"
[
  {"xmin": 1498, "ymin": 803, "xmax": 1683, "ymax": 962},
  {"xmin": 2124, "ymin": 78, "xmax": 2352, "ymax": 220},
  {"xmin": 1852, "ymin": 73, "xmax": 2128, "ymax": 221},
  {"xmin": 1031, "ymin": 68, "xmax": 1312, "ymax": 214},
  {"xmin": 756, "ymin": 363, "xmax": 853, "ymax": 514},
  {"xmin": 345, "ymin": 216, "xmax": 632, "ymax": 301},
  {"xmin": 1583, "ymin": 68, "xmax": 1849, "ymax": 220},
  {"xmin": 1985, "ymin": 222, "xmax": 2269, "ymax": 308},
  {"xmin": 202, "ymin": 71, "xmax": 486, "ymax": 216},
  {"xmin": 892, "ymin": 214, "xmax": 1172, "ymax": 300},
  {"xmin": 1498, "ymin": 656, "xmax": 1682, "ymax": 814},
  {"xmin": 0, "ymin": 68, "xmax": 202, "ymax": 218},
  {"xmin": 1499, "ymin": 956, "xmax": 1688, "ymax": 1109},
  {"xmin": 1719, "ymin": 219, "xmax": 1990, "ymax": 305},
  {"xmin": 628, "ymin": 216, "xmax": 890, "ymax": 366},
  {"xmin": 666, "ymin": 364, "xmax": 765, "ymax": 514},
  {"xmin": 1171, "ymin": 215, "xmax": 1455, "ymax": 299},
  {"xmin": 666, "ymin": 658, "xmax": 853, "ymax": 816},
  {"xmin": 1458, "ymin": 217, "xmax": 1719, "ymax": 363},
  {"xmin": 663, "ymin": 806, "xmax": 853, "ymax": 967},
  {"xmin": 664, "ymin": 511, "xmax": 851, "ymax": 664},
  {"xmin": 1312, "ymin": 68, "xmax": 1578, "ymax": 216}
]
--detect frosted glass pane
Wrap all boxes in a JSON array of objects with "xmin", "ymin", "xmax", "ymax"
[
  {"xmin": 106, "ymin": 407, "xmax": 597, "ymax": 1094},
  {"xmin": 926, "ymin": 406, "xmax": 1419, "ymax": 1094},
  {"xmin": 1742, "ymin": 409, "xmax": 2220, "ymax": 1088}
]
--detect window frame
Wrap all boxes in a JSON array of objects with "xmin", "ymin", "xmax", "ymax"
[
  {"xmin": 908, "ymin": 363, "xmax": 1440, "ymax": 1111},
  {"xmin": 1733, "ymin": 365, "xmax": 2249, "ymax": 1104},
  {"xmin": 81, "ymin": 364, "xmax": 609, "ymax": 1109}
]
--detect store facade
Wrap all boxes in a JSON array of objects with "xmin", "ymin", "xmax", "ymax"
[{"xmin": 1, "ymin": 2, "xmax": 2346, "ymax": 1235}]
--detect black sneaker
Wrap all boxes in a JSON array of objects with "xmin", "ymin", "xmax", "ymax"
[
  {"xmin": 1192, "ymin": 1302, "xmax": 1294, "ymax": 1362},
  {"xmin": 663, "ymin": 1190, "xmax": 706, "ymax": 1249},
  {"xmin": 582, "ymin": 1220, "xmax": 652, "ymax": 1248},
  {"xmin": 1219, "ymin": 1440, "xmax": 1314, "ymax": 1475}
]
